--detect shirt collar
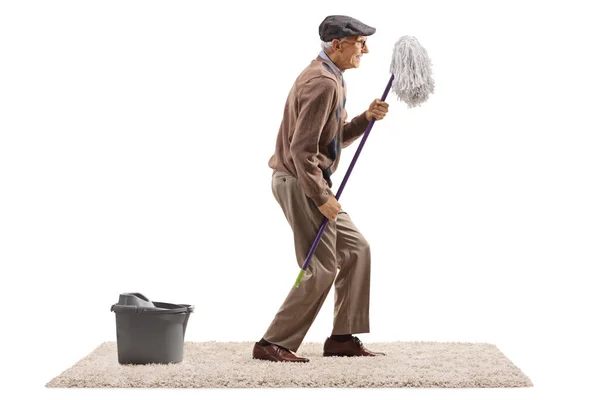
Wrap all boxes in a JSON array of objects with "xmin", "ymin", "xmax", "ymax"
[{"xmin": 319, "ymin": 50, "xmax": 343, "ymax": 76}]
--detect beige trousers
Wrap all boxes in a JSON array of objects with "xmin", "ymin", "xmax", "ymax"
[{"xmin": 262, "ymin": 171, "xmax": 371, "ymax": 352}]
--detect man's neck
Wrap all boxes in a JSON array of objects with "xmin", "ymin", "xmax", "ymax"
[{"xmin": 323, "ymin": 50, "xmax": 345, "ymax": 73}]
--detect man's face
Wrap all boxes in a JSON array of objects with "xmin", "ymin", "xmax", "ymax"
[{"xmin": 333, "ymin": 36, "xmax": 369, "ymax": 70}]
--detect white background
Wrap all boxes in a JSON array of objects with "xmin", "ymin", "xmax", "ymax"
[{"xmin": 1, "ymin": 0, "xmax": 599, "ymax": 399}]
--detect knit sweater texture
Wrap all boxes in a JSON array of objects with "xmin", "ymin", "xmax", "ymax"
[{"xmin": 268, "ymin": 52, "xmax": 370, "ymax": 207}]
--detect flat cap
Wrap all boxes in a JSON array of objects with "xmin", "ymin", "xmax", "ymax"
[{"xmin": 319, "ymin": 15, "xmax": 376, "ymax": 42}]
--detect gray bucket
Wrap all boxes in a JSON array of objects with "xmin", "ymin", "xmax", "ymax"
[{"xmin": 110, "ymin": 293, "xmax": 194, "ymax": 365}]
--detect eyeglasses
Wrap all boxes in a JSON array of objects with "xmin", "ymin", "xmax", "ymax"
[{"xmin": 343, "ymin": 39, "xmax": 367, "ymax": 49}]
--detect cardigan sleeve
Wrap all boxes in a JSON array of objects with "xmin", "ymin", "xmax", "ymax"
[
  {"xmin": 342, "ymin": 109, "xmax": 370, "ymax": 148},
  {"xmin": 290, "ymin": 76, "xmax": 337, "ymax": 207}
]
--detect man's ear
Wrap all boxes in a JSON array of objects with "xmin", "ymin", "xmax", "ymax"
[{"xmin": 333, "ymin": 39, "xmax": 341, "ymax": 51}]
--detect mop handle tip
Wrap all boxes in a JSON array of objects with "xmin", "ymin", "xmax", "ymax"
[{"xmin": 294, "ymin": 269, "xmax": 306, "ymax": 288}]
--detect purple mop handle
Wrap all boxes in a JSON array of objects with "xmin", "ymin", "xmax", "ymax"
[{"xmin": 294, "ymin": 73, "xmax": 395, "ymax": 288}]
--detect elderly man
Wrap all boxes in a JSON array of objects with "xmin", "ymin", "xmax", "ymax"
[{"xmin": 253, "ymin": 15, "xmax": 389, "ymax": 363}]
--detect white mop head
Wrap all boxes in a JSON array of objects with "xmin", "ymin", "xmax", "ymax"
[{"xmin": 389, "ymin": 36, "xmax": 435, "ymax": 108}]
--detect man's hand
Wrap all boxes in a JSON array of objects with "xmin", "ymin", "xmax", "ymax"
[
  {"xmin": 365, "ymin": 98, "xmax": 389, "ymax": 121},
  {"xmin": 317, "ymin": 194, "xmax": 342, "ymax": 222}
]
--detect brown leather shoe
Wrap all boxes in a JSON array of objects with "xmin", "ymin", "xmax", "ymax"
[
  {"xmin": 252, "ymin": 342, "xmax": 310, "ymax": 363},
  {"xmin": 323, "ymin": 336, "xmax": 386, "ymax": 357}
]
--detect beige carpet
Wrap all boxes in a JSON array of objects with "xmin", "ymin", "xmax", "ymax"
[{"xmin": 46, "ymin": 341, "xmax": 533, "ymax": 388}]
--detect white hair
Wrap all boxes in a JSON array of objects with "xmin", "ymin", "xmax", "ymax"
[{"xmin": 321, "ymin": 37, "xmax": 348, "ymax": 52}]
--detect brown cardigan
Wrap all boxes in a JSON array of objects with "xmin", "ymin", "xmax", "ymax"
[{"xmin": 267, "ymin": 53, "xmax": 370, "ymax": 207}]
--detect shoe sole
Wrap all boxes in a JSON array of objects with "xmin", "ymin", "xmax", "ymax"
[
  {"xmin": 323, "ymin": 352, "xmax": 355, "ymax": 357},
  {"xmin": 253, "ymin": 355, "xmax": 309, "ymax": 363}
]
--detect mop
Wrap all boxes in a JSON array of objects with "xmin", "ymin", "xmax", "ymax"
[{"xmin": 294, "ymin": 35, "xmax": 435, "ymax": 288}]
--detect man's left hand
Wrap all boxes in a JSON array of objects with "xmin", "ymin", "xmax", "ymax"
[{"xmin": 365, "ymin": 98, "xmax": 389, "ymax": 121}]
